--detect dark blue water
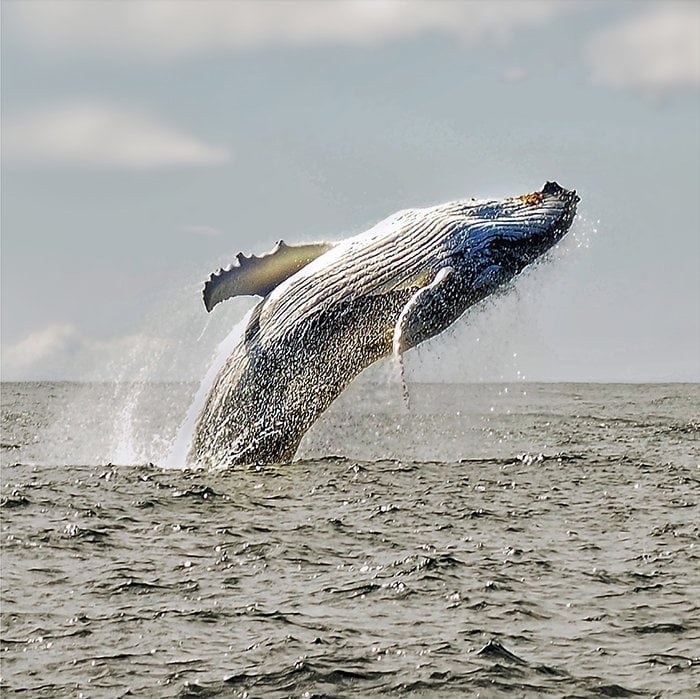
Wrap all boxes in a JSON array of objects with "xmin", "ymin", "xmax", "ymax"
[{"xmin": 1, "ymin": 382, "xmax": 698, "ymax": 697}]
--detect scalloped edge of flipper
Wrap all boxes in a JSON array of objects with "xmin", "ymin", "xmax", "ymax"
[{"xmin": 203, "ymin": 240, "xmax": 336, "ymax": 312}]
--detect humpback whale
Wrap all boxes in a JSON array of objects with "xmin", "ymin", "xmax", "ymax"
[{"xmin": 190, "ymin": 182, "xmax": 578, "ymax": 468}]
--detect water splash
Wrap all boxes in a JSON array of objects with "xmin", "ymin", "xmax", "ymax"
[
  {"xmin": 108, "ymin": 336, "xmax": 165, "ymax": 465},
  {"xmin": 163, "ymin": 309, "xmax": 254, "ymax": 469},
  {"xmin": 112, "ymin": 385, "xmax": 143, "ymax": 465},
  {"xmin": 569, "ymin": 212, "xmax": 597, "ymax": 250}
]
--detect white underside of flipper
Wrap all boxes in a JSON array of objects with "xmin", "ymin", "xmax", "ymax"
[
  {"xmin": 391, "ymin": 266, "xmax": 454, "ymax": 408},
  {"xmin": 392, "ymin": 266, "xmax": 454, "ymax": 357}
]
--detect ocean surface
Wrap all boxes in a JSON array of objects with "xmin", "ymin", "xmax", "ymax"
[{"xmin": 1, "ymin": 380, "xmax": 698, "ymax": 697}]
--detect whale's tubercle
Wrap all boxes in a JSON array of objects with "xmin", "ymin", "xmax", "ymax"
[{"xmin": 203, "ymin": 240, "xmax": 335, "ymax": 311}]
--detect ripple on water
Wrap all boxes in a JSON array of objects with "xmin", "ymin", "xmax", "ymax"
[{"xmin": 1, "ymin": 383, "xmax": 699, "ymax": 696}]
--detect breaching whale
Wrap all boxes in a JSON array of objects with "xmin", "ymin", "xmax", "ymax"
[{"xmin": 189, "ymin": 182, "xmax": 578, "ymax": 468}]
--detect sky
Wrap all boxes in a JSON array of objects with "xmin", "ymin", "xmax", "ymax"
[{"xmin": 1, "ymin": 0, "xmax": 699, "ymax": 383}]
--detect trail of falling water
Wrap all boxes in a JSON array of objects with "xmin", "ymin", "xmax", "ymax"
[
  {"xmin": 163, "ymin": 309, "xmax": 254, "ymax": 469},
  {"xmin": 392, "ymin": 353, "xmax": 411, "ymax": 410},
  {"xmin": 392, "ymin": 318, "xmax": 411, "ymax": 411}
]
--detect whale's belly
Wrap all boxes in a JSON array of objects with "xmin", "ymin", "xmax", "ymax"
[{"xmin": 189, "ymin": 288, "xmax": 414, "ymax": 468}]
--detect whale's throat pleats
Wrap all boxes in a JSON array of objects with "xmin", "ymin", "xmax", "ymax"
[{"xmin": 203, "ymin": 240, "xmax": 336, "ymax": 312}]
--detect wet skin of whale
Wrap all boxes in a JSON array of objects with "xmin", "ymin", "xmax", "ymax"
[{"xmin": 189, "ymin": 182, "xmax": 579, "ymax": 468}]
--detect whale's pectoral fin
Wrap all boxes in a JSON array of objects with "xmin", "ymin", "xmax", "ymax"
[
  {"xmin": 203, "ymin": 240, "xmax": 336, "ymax": 312},
  {"xmin": 392, "ymin": 266, "xmax": 457, "ymax": 354}
]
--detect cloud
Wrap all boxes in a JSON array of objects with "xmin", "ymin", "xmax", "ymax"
[
  {"xmin": 8, "ymin": 0, "xmax": 571, "ymax": 60},
  {"xmin": 585, "ymin": 3, "xmax": 700, "ymax": 97},
  {"xmin": 2, "ymin": 103, "xmax": 230, "ymax": 169},
  {"xmin": 1, "ymin": 324, "xmax": 165, "ymax": 381},
  {"xmin": 2, "ymin": 324, "xmax": 82, "ymax": 379}
]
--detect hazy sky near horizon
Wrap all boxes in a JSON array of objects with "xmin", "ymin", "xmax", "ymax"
[{"xmin": 2, "ymin": 0, "xmax": 699, "ymax": 383}]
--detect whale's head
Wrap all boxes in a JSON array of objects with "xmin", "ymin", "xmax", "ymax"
[{"xmin": 450, "ymin": 181, "xmax": 579, "ymax": 298}]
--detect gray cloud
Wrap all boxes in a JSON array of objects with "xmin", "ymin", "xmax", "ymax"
[
  {"xmin": 9, "ymin": 0, "xmax": 571, "ymax": 60},
  {"xmin": 3, "ymin": 103, "xmax": 230, "ymax": 169},
  {"xmin": 2, "ymin": 324, "xmax": 162, "ymax": 381},
  {"xmin": 584, "ymin": 2, "xmax": 700, "ymax": 97}
]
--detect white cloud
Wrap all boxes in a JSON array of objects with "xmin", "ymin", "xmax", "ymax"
[
  {"xmin": 2, "ymin": 103, "xmax": 230, "ymax": 169},
  {"xmin": 3, "ymin": 324, "xmax": 82, "ymax": 378},
  {"xmin": 585, "ymin": 3, "xmax": 700, "ymax": 96},
  {"xmin": 8, "ymin": 0, "xmax": 570, "ymax": 60},
  {"xmin": 2, "ymin": 324, "xmax": 167, "ymax": 381}
]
